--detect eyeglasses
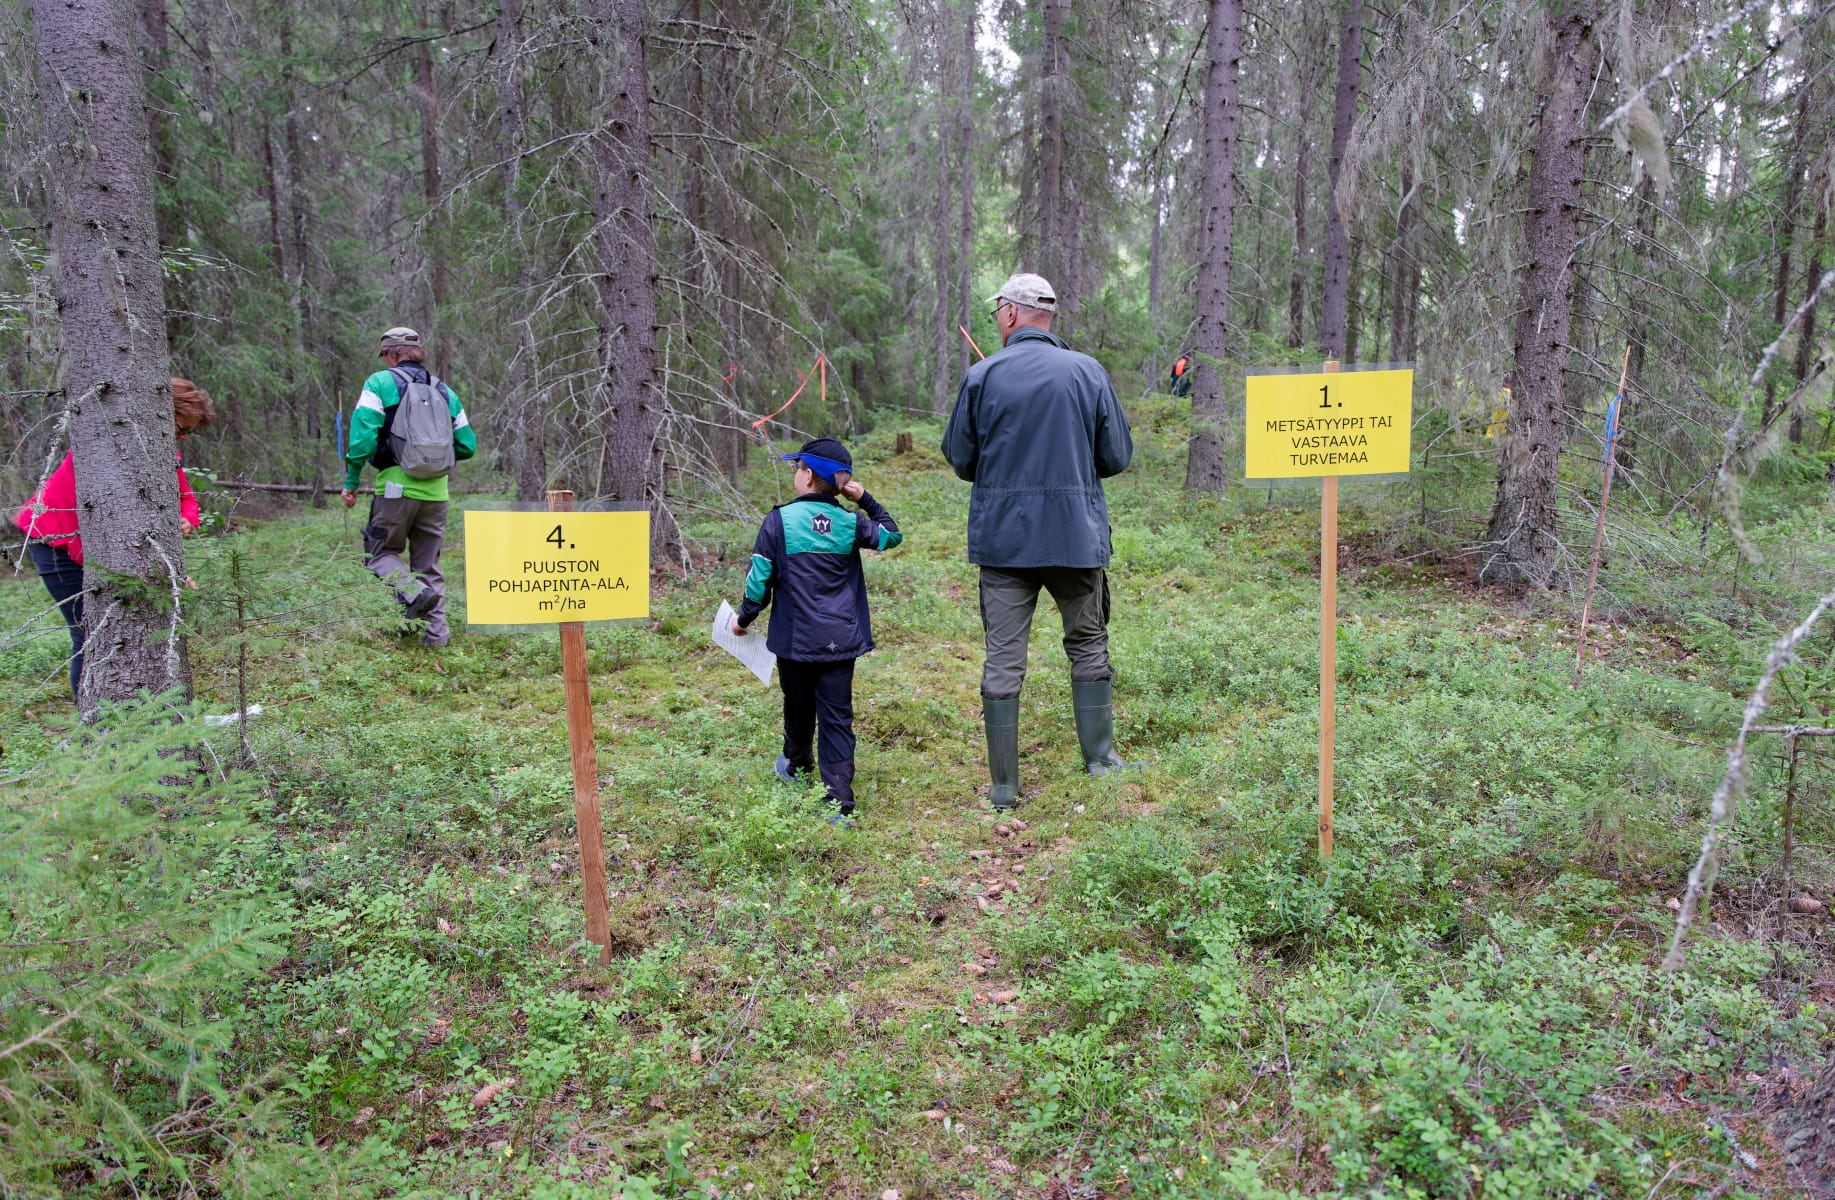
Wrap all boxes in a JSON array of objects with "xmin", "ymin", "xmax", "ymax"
[
  {"xmin": 175, "ymin": 423, "xmax": 200, "ymax": 439},
  {"xmin": 990, "ymin": 299, "xmax": 1010, "ymax": 319}
]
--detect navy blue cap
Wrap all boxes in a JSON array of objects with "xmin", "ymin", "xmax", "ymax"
[{"xmin": 779, "ymin": 437, "xmax": 852, "ymax": 485}]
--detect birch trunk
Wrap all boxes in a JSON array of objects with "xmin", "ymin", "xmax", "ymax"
[{"xmin": 30, "ymin": 0, "xmax": 186, "ymax": 711}]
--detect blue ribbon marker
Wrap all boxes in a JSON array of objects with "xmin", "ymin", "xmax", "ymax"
[
  {"xmin": 336, "ymin": 411, "xmax": 344, "ymax": 458},
  {"xmin": 1605, "ymin": 394, "xmax": 1621, "ymax": 447}
]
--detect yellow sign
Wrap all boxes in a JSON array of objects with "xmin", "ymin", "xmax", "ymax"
[
  {"xmin": 463, "ymin": 510, "xmax": 650, "ymax": 625},
  {"xmin": 1244, "ymin": 368, "xmax": 1413, "ymax": 478}
]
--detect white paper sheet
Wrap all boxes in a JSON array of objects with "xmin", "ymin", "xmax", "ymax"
[{"xmin": 713, "ymin": 600, "xmax": 776, "ymax": 685}]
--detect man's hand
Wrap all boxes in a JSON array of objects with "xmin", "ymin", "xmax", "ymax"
[
  {"xmin": 732, "ymin": 619, "xmax": 747, "ymax": 636},
  {"xmin": 341, "ymin": 488, "xmax": 358, "ymax": 508},
  {"xmin": 839, "ymin": 479, "xmax": 865, "ymax": 502}
]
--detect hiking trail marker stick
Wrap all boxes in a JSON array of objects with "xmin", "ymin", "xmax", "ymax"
[
  {"xmin": 1244, "ymin": 360, "xmax": 1414, "ymax": 859},
  {"xmin": 959, "ymin": 325, "xmax": 986, "ymax": 360},
  {"xmin": 1574, "ymin": 344, "xmax": 1633, "ymax": 682},
  {"xmin": 461, "ymin": 496, "xmax": 650, "ymax": 963}
]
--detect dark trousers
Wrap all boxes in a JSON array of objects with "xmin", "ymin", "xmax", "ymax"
[
  {"xmin": 363, "ymin": 496, "xmax": 449, "ymax": 639},
  {"xmin": 29, "ymin": 543, "xmax": 84, "ymax": 697},
  {"xmin": 978, "ymin": 565, "xmax": 1113, "ymax": 700},
  {"xmin": 779, "ymin": 657, "xmax": 857, "ymax": 810}
]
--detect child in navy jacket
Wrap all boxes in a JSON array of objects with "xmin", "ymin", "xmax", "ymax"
[{"xmin": 732, "ymin": 438, "xmax": 903, "ymax": 820}]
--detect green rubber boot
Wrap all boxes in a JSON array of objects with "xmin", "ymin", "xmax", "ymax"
[
  {"xmin": 982, "ymin": 694, "xmax": 1021, "ymax": 811},
  {"xmin": 1071, "ymin": 680, "xmax": 1127, "ymax": 776}
]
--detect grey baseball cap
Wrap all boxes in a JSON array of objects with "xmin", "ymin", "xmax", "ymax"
[
  {"xmin": 987, "ymin": 273, "xmax": 1058, "ymax": 313},
  {"xmin": 379, "ymin": 326, "xmax": 422, "ymax": 351}
]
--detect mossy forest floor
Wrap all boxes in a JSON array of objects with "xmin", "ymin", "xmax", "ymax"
[{"xmin": 6, "ymin": 401, "xmax": 1835, "ymax": 1197}]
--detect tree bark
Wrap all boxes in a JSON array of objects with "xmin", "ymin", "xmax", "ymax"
[
  {"xmin": 279, "ymin": 5, "xmax": 325, "ymax": 505},
  {"xmin": 1779, "ymin": 1047, "xmax": 1835, "ymax": 1196},
  {"xmin": 1318, "ymin": 0, "xmax": 1362, "ymax": 358},
  {"xmin": 30, "ymin": 0, "xmax": 186, "ymax": 711},
  {"xmin": 1184, "ymin": 0, "xmax": 1241, "ymax": 492},
  {"xmin": 1289, "ymin": 111, "xmax": 1310, "ymax": 351},
  {"xmin": 1036, "ymin": 0, "xmax": 1066, "ymax": 283},
  {"xmin": 1797, "ymin": 204, "xmax": 1827, "ymax": 388},
  {"xmin": 1345, "ymin": 235, "xmax": 1363, "ymax": 363},
  {"xmin": 1480, "ymin": 1, "xmax": 1597, "ymax": 587},
  {"xmin": 1387, "ymin": 162, "xmax": 1420, "ymax": 363},
  {"xmin": 496, "ymin": 0, "xmax": 547, "ymax": 500},
  {"xmin": 415, "ymin": 0, "xmax": 446, "ymax": 320},
  {"xmin": 956, "ymin": 0, "xmax": 975, "ymax": 376},
  {"xmin": 589, "ymin": 0, "xmax": 682, "ymax": 567},
  {"xmin": 932, "ymin": 0, "xmax": 954, "ymax": 415}
]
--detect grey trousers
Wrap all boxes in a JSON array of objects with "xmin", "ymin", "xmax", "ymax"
[
  {"xmin": 364, "ymin": 496, "xmax": 449, "ymax": 637},
  {"xmin": 978, "ymin": 565, "xmax": 1112, "ymax": 700}
]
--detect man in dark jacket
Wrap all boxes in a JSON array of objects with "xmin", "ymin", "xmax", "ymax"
[{"xmin": 941, "ymin": 273, "xmax": 1134, "ymax": 810}]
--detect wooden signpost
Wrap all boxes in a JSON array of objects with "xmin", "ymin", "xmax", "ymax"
[
  {"xmin": 462, "ymin": 495, "xmax": 650, "ymax": 963},
  {"xmin": 1245, "ymin": 362, "xmax": 1414, "ymax": 858}
]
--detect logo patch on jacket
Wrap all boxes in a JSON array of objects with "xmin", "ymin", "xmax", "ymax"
[{"xmin": 812, "ymin": 513, "xmax": 832, "ymax": 535}]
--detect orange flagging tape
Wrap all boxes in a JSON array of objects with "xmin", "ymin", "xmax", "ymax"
[
  {"xmin": 959, "ymin": 325, "xmax": 985, "ymax": 360},
  {"xmin": 751, "ymin": 353, "xmax": 826, "ymax": 430}
]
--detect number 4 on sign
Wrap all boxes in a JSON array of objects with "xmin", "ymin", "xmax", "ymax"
[{"xmin": 548, "ymin": 524, "xmax": 567, "ymax": 550}]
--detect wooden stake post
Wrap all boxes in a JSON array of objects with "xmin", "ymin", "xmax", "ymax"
[
  {"xmin": 1244, "ymin": 360, "xmax": 1412, "ymax": 860},
  {"xmin": 463, "ymin": 499, "xmax": 647, "ymax": 962},
  {"xmin": 548, "ymin": 490, "xmax": 613, "ymax": 964},
  {"xmin": 1319, "ymin": 362, "xmax": 1340, "ymax": 858}
]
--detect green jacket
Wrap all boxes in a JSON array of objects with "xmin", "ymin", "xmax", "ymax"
[{"xmin": 343, "ymin": 365, "xmax": 478, "ymax": 501}]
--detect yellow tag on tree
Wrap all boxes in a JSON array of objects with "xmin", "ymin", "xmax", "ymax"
[
  {"xmin": 463, "ymin": 510, "xmax": 650, "ymax": 624},
  {"xmin": 1244, "ymin": 368, "xmax": 1413, "ymax": 478}
]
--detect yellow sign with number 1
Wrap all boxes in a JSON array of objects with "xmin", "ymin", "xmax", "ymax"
[
  {"xmin": 1244, "ymin": 368, "xmax": 1413, "ymax": 478},
  {"xmin": 463, "ymin": 510, "xmax": 650, "ymax": 624}
]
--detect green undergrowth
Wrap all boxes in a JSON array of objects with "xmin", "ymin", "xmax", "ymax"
[{"xmin": 4, "ymin": 412, "xmax": 1835, "ymax": 1197}]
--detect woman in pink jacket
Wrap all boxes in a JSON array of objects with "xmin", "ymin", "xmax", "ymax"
[{"xmin": 14, "ymin": 378, "xmax": 213, "ymax": 697}]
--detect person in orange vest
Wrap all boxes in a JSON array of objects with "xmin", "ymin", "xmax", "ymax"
[{"xmin": 1168, "ymin": 353, "xmax": 1193, "ymax": 398}]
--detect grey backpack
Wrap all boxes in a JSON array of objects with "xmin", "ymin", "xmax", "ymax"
[{"xmin": 386, "ymin": 368, "xmax": 456, "ymax": 480}]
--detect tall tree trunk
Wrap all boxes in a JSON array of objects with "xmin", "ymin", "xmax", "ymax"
[
  {"xmin": 415, "ymin": 0, "xmax": 446, "ymax": 322},
  {"xmin": 1289, "ymin": 126, "xmax": 1309, "ymax": 350},
  {"xmin": 956, "ymin": 0, "xmax": 975, "ymax": 375},
  {"xmin": 496, "ymin": 0, "xmax": 546, "ymax": 500},
  {"xmin": 31, "ymin": 0, "xmax": 186, "ymax": 711},
  {"xmin": 1480, "ymin": 1, "xmax": 1597, "ymax": 587},
  {"xmin": 1621, "ymin": 176, "xmax": 1658, "ymax": 471},
  {"xmin": 1184, "ymin": 0, "xmax": 1240, "ymax": 492},
  {"xmin": 1147, "ymin": 171, "xmax": 1165, "ymax": 386},
  {"xmin": 1772, "ymin": 85, "xmax": 1812, "ymax": 329},
  {"xmin": 279, "ymin": 6, "xmax": 325, "ymax": 504},
  {"xmin": 138, "ymin": 0, "xmax": 185, "ymax": 350},
  {"xmin": 1797, "ymin": 204, "xmax": 1827, "ymax": 388},
  {"xmin": 1037, "ymin": 0, "xmax": 1065, "ymax": 282},
  {"xmin": 589, "ymin": 0, "xmax": 682, "ymax": 567},
  {"xmin": 1387, "ymin": 162, "xmax": 1419, "ymax": 362},
  {"xmin": 932, "ymin": 2, "xmax": 954, "ymax": 415},
  {"xmin": 1318, "ymin": 0, "xmax": 1362, "ymax": 358},
  {"xmin": 1345, "ymin": 235, "xmax": 1363, "ymax": 363}
]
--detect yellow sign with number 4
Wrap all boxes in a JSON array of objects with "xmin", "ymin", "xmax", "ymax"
[{"xmin": 463, "ymin": 510, "xmax": 650, "ymax": 624}]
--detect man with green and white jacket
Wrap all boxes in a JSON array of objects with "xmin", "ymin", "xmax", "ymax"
[{"xmin": 340, "ymin": 326, "xmax": 477, "ymax": 647}]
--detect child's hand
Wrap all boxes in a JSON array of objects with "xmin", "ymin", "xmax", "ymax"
[
  {"xmin": 732, "ymin": 619, "xmax": 747, "ymax": 636},
  {"xmin": 839, "ymin": 479, "xmax": 865, "ymax": 502}
]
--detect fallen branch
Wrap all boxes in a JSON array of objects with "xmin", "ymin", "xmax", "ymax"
[{"xmin": 1661, "ymin": 584, "xmax": 1835, "ymax": 972}]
